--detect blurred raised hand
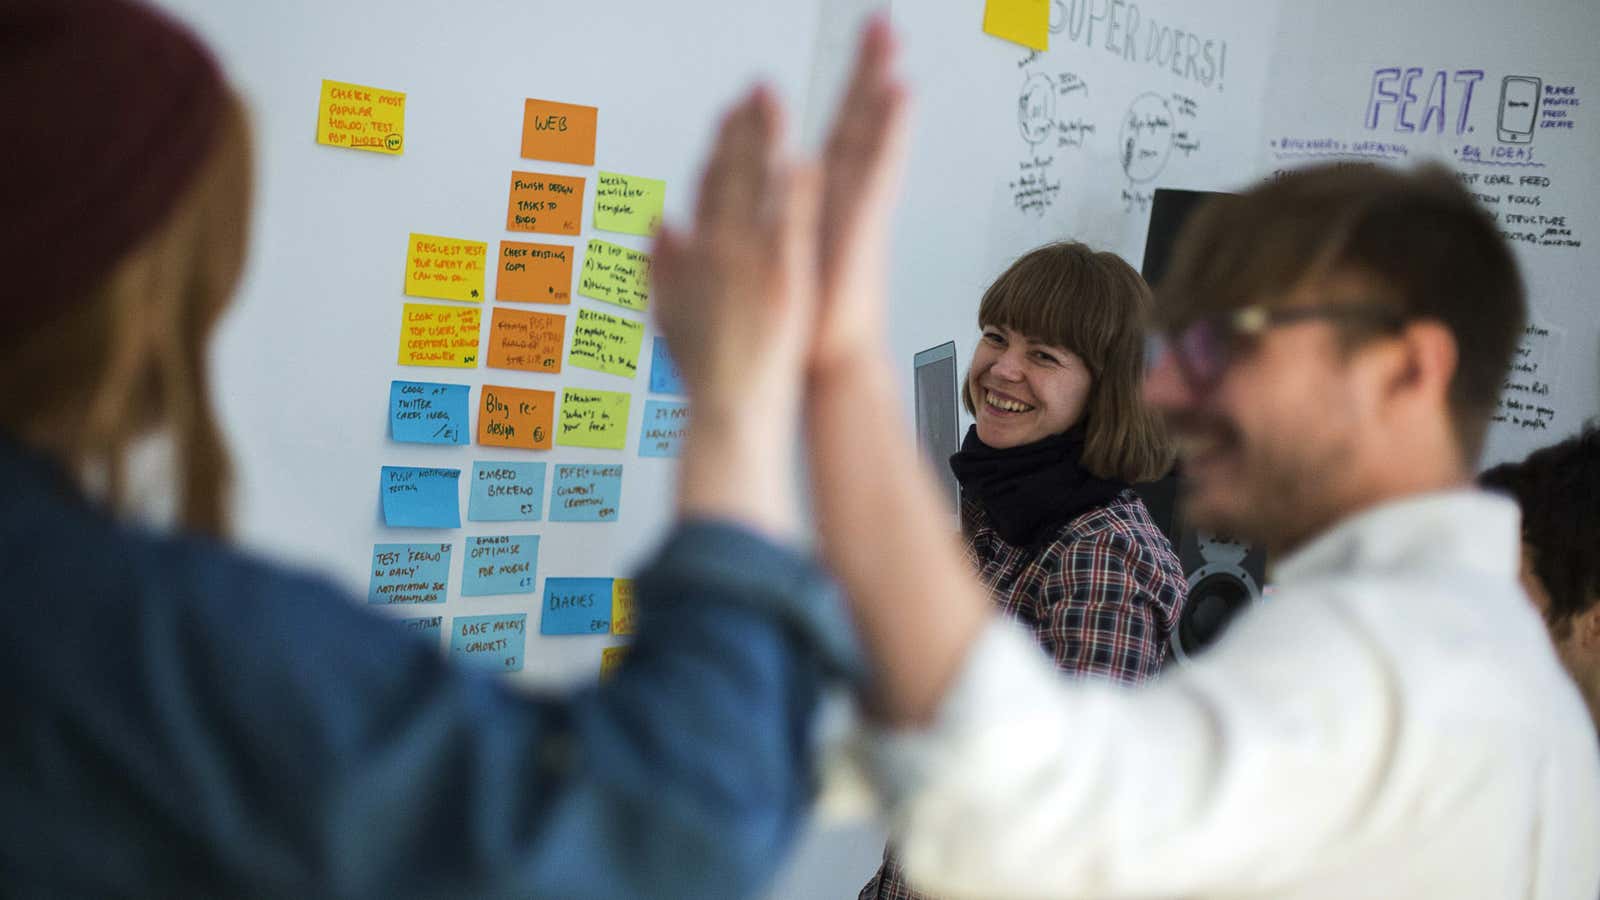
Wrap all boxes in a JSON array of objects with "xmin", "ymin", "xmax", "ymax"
[
  {"xmin": 805, "ymin": 18, "xmax": 993, "ymax": 723},
  {"xmin": 814, "ymin": 16, "xmax": 912, "ymax": 375},
  {"xmin": 652, "ymin": 87, "xmax": 820, "ymax": 538}
]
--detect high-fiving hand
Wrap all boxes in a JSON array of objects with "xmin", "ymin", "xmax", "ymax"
[{"xmin": 651, "ymin": 15, "xmax": 912, "ymax": 540}]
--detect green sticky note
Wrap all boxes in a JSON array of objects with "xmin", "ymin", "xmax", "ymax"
[
  {"xmin": 558, "ymin": 387, "xmax": 631, "ymax": 450},
  {"xmin": 578, "ymin": 239, "xmax": 651, "ymax": 312},
  {"xmin": 594, "ymin": 171, "xmax": 665, "ymax": 236},
  {"xmin": 983, "ymin": 0, "xmax": 1048, "ymax": 51},
  {"xmin": 569, "ymin": 308, "xmax": 644, "ymax": 379}
]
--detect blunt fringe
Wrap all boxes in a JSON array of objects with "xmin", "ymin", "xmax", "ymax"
[{"xmin": 962, "ymin": 241, "xmax": 1174, "ymax": 483}]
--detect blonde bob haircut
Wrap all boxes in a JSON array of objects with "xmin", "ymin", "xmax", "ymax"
[
  {"xmin": 0, "ymin": 92, "xmax": 252, "ymax": 536},
  {"xmin": 961, "ymin": 241, "xmax": 1173, "ymax": 483}
]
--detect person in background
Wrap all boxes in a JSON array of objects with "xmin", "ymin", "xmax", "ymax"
[
  {"xmin": 1480, "ymin": 424, "xmax": 1600, "ymax": 735},
  {"xmin": 860, "ymin": 243, "xmax": 1185, "ymax": 900},
  {"xmin": 654, "ymin": 19, "xmax": 1600, "ymax": 898},
  {"xmin": 1, "ymin": 1, "xmax": 856, "ymax": 896}
]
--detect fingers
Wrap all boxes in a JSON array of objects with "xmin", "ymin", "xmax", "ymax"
[
  {"xmin": 696, "ymin": 86, "xmax": 786, "ymax": 236},
  {"xmin": 824, "ymin": 15, "xmax": 904, "ymax": 181},
  {"xmin": 776, "ymin": 162, "xmax": 822, "ymax": 299}
]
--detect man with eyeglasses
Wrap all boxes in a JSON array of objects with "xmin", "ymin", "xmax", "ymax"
[{"xmin": 823, "ymin": 160, "xmax": 1600, "ymax": 898}]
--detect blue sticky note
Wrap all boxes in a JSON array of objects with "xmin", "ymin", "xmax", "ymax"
[
  {"xmin": 639, "ymin": 400, "xmax": 688, "ymax": 458},
  {"xmin": 380, "ymin": 466, "xmax": 461, "ymax": 528},
  {"xmin": 389, "ymin": 380, "xmax": 470, "ymax": 444},
  {"xmin": 461, "ymin": 534, "xmax": 540, "ymax": 596},
  {"xmin": 541, "ymin": 577, "xmax": 614, "ymax": 635},
  {"xmin": 549, "ymin": 464, "xmax": 623, "ymax": 522},
  {"xmin": 648, "ymin": 338, "xmax": 684, "ymax": 395},
  {"xmin": 468, "ymin": 461, "xmax": 546, "ymax": 522},
  {"xmin": 450, "ymin": 613, "xmax": 527, "ymax": 671},
  {"xmin": 399, "ymin": 615, "xmax": 443, "ymax": 646},
  {"xmin": 368, "ymin": 542, "xmax": 452, "ymax": 604}
]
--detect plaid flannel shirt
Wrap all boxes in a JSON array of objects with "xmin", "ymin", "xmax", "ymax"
[{"xmin": 860, "ymin": 488, "xmax": 1188, "ymax": 900}]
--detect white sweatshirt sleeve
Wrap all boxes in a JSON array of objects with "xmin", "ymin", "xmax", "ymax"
[{"xmin": 855, "ymin": 593, "xmax": 1405, "ymax": 899}]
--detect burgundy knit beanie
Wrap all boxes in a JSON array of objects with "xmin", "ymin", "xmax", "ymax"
[{"xmin": 2, "ymin": 0, "xmax": 226, "ymax": 334}]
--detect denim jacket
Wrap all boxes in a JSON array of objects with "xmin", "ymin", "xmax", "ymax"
[{"xmin": 0, "ymin": 439, "xmax": 857, "ymax": 898}]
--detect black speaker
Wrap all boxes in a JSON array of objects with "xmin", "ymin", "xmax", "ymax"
[{"xmin": 1137, "ymin": 187, "xmax": 1267, "ymax": 664}]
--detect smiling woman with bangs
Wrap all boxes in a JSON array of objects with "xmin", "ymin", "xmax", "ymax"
[{"xmin": 861, "ymin": 240, "xmax": 1188, "ymax": 900}]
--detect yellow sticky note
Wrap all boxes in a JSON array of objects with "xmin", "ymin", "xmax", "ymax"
[
  {"xmin": 558, "ymin": 388, "xmax": 631, "ymax": 450},
  {"xmin": 316, "ymin": 79, "xmax": 406, "ymax": 154},
  {"xmin": 611, "ymin": 579, "xmax": 635, "ymax": 635},
  {"xmin": 398, "ymin": 303, "xmax": 482, "ymax": 368},
  {"xmin": 600, "ymin": 645, "xmax": 629, "ymax": 681},
  {"xmin": 404, "ymin": 233, "xmax": 487, "ymax": 303},
  {"xmin": 594, "ymin": 172, "xmax": 666, "ymax": 236},
  {"xmin": 578, "ymin": 239, "xmax": 650, "ymax": 312},
  {"xmin": 983, "ymin": 0, "xmax": 1048, "ymax": 51},
  {"xmin": 568, "ymin": 308, "xmax": 644, "ymax": 379}
]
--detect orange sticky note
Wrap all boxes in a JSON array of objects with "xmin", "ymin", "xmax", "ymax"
[
  {"xmin": 398, "ymin": 303, "xmax": 481, "ymax": 368},
  {"xmin": 478, "ymin": 385, "xmax": 554, "ymax": 450},
  {"xmin": 487, "ymin": 307, "xmax": 565, "ymax": 374},
  {"xmin": 611, "ymin": 578, "xmax": 635, "ymax": 635},
  {"xmin": 600, "ymin": 645, "xmax": 629, "ymax": 681},
  {"xmin": 507, "ymin": 171, "xmax": 585, "ymax": 236},
  {"xmin": 496, "ymin": 241, "xmax": 573, "ymax": 304},
  {"xmin": 983, "ymin": 0, "xmax": 1048, "ymax": 51},
  {"xmin": 520, "ymin": 98, "xmax": 597, "ymax": 166}
]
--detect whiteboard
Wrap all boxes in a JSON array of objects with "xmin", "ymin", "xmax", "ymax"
[
  {"xmin": 156, "ymin": 0, "xmax": 823, "ymax": 684},
  {"xmin": 1256, "ymin": 0, "xmax": 1600, "ymax": 467},
  {"xmin": 881, "ymin": 0, "xmax": 1282, "ymax": 437}
]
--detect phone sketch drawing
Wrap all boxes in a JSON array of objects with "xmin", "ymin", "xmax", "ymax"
[{"xmin": 1498, "ymin": 76, "xmax": 1541, "ymax": 143}]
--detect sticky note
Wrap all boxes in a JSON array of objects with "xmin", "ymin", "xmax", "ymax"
[
  {"xmin": 506, "ymin": 171, "xmax": 585, "ymax": 236},
  {"xmin": 541, "ymin": 578, "xmax": 613, "ymax": 635},
  {"xmin": 578, "ymin": 239, "xmax": 650, "ymax": 312},
  {"xmin": 600, "ymin": 645, "xmax": 629, "ymax": 680},
  {"xmin": 558, "ymin": 388, "xmax": 630, "ymax": 450},
  {"xmin": 477, "ymin": 385, "xmax": 554, "ymax": 450},
  {"xmin": 497, "ymin": 241, "xmax": 573, "ymax": 304},
  {"xmin": 639, "ymin": 400, "xmax": 689, "ymax": 458},
  {"xmin": 368, "ymin": 542, "xmax": 452, "ymax": 604},
  {"xmin": 400, "ymin": 615, "xmax": 444, "ymax": 645},
  {"xmin": 403, "ymin": 233, "xmax": 486, "ymax": 303},
  {"xmin": 450, "ymin": 614, "xmax": 527, "ymax": 671},
  {"xmin": 568, "ymin": 308, "xmax": 644, "ymax": 379},
  {"xmin": 380, "ymin": 467, "xmax": 461, "ymax": 528},
  {"xmin": 389, "ymin": 381, "xmax": 469, "ymax": 445},
  {"xmin": 521, "ymin": 98, "xmax": 597, "ymax": 165},
  {"xmin": 487, "ymin": 307, "xmax": 565, "ymax": 373},
  {"xmin": 594, "ymin": 171, "xmax": 666, "ymax": 236},
  {"xmin": 398, "ymin": 303, "xmax": 481, "ymax": 368},
  {"xmin": 648, "ymin": 338, "xmax": 685, "ymax": 395},
  {"xmin": 316, "ymin": 79, "xmax": 406, "ymax": 154},
  {"xmin": 611, "ymin": 579, "xmax": 635, "ymax": 635},
  {"xmin": 468, "ymin": 461, "xmax": 546, "ymax": 521},
  {"xmin": 461, "ymin": 534, "xmax": 540, "ymax": 597},
  {"xmin": 550, "ymin": 464, "xmax": 623, "ymax": 522},
  {"xmin": 982, "ymin": 0, "xmax": 1048, "ymax": 51}
]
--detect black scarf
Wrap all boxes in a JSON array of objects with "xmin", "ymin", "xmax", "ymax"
[{"xmin": 948, "ymin": 424, "xmax": 1128, "ymax": 547}]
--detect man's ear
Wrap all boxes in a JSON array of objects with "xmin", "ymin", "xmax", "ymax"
[
  {"xmin": 1388, "ymin": 319, "xmax": 1458, "ymax": 407},
  {"xmin": 1572, "ymin": 602, "xmax": 1600, "ymax": 653}
]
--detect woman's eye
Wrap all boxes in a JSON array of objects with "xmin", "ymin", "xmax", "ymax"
[
  {"xmin": 982, "ymin": 332, "xmax": 1005, "ymax": 345},
  {"xmin": 1032, "ymin": 351, "xmax": 1059, "ymax": 365}
]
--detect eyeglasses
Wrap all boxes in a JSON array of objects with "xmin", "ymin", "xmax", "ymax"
[{"xmin": 1147, "ymin": 303, "xmax": 1407, "ymax": 391}]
